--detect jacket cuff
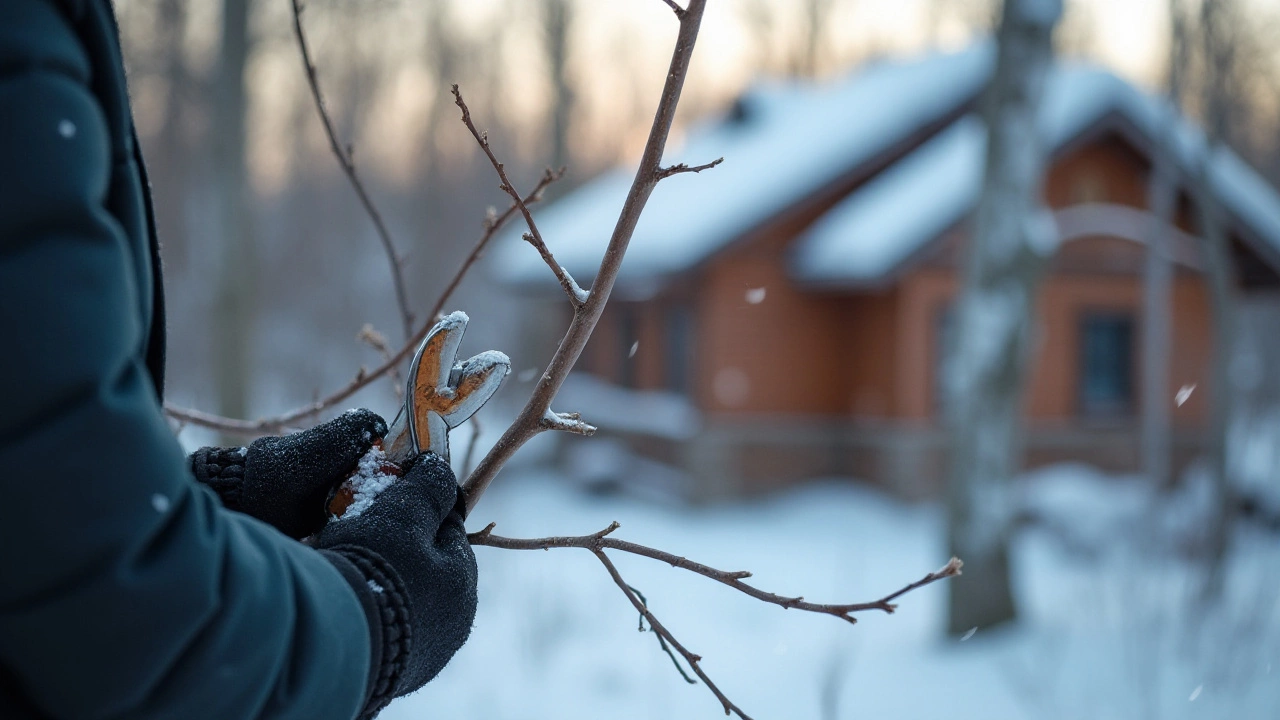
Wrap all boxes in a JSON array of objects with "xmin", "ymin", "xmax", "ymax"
[
  {"xmin": 188, "ymin": 446, "xmax": 248, "ymax": 511},
  {"xmin": 319, "ymin": 546, "xmax": 412, "ymax": 719}
]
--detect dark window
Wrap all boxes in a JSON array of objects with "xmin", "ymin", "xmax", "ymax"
[
  {"xmin": 665, "ymin": 305, "xmax": 693, "ymax": 395},
  {"xmin": 1079, "ymin": 313, "xmax": 1134, "ymax": 416}
]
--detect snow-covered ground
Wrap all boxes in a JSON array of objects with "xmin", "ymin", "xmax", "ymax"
[{"xmin": 380, "ymin": 462, "xmax": 1280, "ymax": 720}]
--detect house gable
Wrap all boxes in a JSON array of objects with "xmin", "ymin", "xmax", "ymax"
[{"xmin": 789, "ymin": 67, "xmax": 1280, "ymax": 290}]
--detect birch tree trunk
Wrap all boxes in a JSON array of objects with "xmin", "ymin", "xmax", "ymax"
[
  {"xmin": 1142, "ymin": 156, "xmax": 1176, "ymax": 490},
  {"xmin": 1140, "ymin": 0, "xmax": 1187, "ymax": 491},
  {"xmin": 1193, "ymin": 0, "xmax": 1239, "ymax": 603},
  {"xmin": 944, "ymin": 0, "xmax": 1061, "ymax": 635}
]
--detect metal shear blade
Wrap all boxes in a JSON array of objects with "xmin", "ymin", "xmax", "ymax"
[{"xmin": 382, "ymin": 311, "xmax": 510, "ymax": 465}]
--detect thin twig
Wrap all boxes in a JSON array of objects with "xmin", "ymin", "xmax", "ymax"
[
  {"xmin": 658, "ymin": 0, "xmax": 687, "ymax": 19},
  {"xmin": 657, "ymin": 156, "xmax": 724, "ymax": 179},
  {"xmin": 593, "ymin": 549, "xmax": 752, "ymax": 718},
  {"xmin": 358, "ymin": 324, "xmax": 405, "ymax": 402},
  {"xmin": 163, "ymin": 171, "xmax": 561, "ymax": 436},
  {"xmin": 470, "ymin": 522, "xmax": 958, "ymax": 718},
  {"xmin": 628, "ymin": 584, "xmax": 698, "ymax": 684},
  {"xmin": 460, "ymin": 416, "xmax": 482, "ymax": 479},
  {"xmin": 452, "ymin": 86, "xmax": 587, "ymax": 309},
  {"xmin": 469, "ymin": 522, "xmax": 962, "ymax": 624},
  {"xmin": 290, "ymin": 0, "xmax": 414, "ymax": 340},
  {"xmin": 539, "ymin": 409, "xmax": 597, "ymax": 436},
  {"xmin": 461, "ymin": 0, "xmax": 710, "ymax": 514}
]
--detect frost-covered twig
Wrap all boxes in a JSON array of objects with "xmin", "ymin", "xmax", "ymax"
[
  {"xmin": 461, "ymin": 0, "xmax": 710, "ymax": 514},
  {"xmin": 539, "ymin": 410, "xmax": 597, "ymax": 436},
  {"xmin": 451, "ymin": 86, "xmax": 585, "ymax": 310},
  {"xmin": 657, "ymin": 156, "xmax": 724, "ymax": 179},
  {"xmin": 469, "ymin": 522, "xmax": 962, "ymax": 718},
  {"xmin": 290, "ymin": 0, "xmax": 413, "ymax": 340},
  {"xmin": 163, "ymin": 171, "xmax": 561, "ymax": 436},
  {"xmin": 627, "ymin": 584, "xmax": 697, "ymax": 684}
]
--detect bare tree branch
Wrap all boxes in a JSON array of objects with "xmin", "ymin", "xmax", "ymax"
[
  {"xmin": 470, "ymin": 522, "xmax": 962, "ymax": 622},
  {"xmin": 452, "ymin": 86, "xmax": 587, "ymax": 309},
  {"xmin": 627, "ymin": 585, "xmax": 697, "ymax": 684},
  {"xmin": 658, "ymin": 0, "xmax": 687, "ymax": 19},
  {"xmin": 657, "ymin": 156, "xmax": 724, "ymax": 179},
  {"xmin": 290, "ymin": 0, "xmax": 414, "ymax": 340},
  {"xmin": 163, "ymin": 171, "xmax": 562, "ymax": 436},
  {"xmin": 461, "ymin": 0, "xmax": 710, "ymax": 514},
  {"xmin": 470, "ymin": 521, "xmax": 962, "ymax": 717}
]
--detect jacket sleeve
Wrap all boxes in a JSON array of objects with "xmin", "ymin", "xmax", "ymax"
[{"xmin": 0, "ymin": 3, "xmax": 371, "ymax": 719}]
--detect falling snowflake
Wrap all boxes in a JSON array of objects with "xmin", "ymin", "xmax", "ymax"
[
  {"xmin": 518, "ymin": 368, "xmax": 538, "ymax": 382},
  {"xmin": 745, "ymin": 287, "xmax": 766, "ymax": 304},
  {"xmin": 1188, "ymin": 685, "xmax": 1202, "ymax": 702},
  {"xmin": 628, "ymin": 341, "xmax": 639, "ymax": 358},
  {"xmin": 151, "ymin": 493, "xmax": 171, "ymax": 513},
  {"xmin": 1175, "ymin": 384, "xmax": 1196, "ymax": 407},
  {"xmin": 58, "ymin": 119, "xmax": 76, "ymax": 138},
  {"xmin": 960, "ymin": 627, "xmax": 977, "ymax": 642}
]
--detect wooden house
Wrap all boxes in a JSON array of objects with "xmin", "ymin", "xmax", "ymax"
[{"xmin": 496, "ymin": 43, "xmax": 1280, "ymax": 500}]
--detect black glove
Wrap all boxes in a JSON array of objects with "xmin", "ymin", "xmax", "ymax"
[
  {"xmin": 189, "ymin": 409, "xmax": 388, "ymax": 539},
  {"xmin": 313, "ymin": 453, "xmax": 478, "ymax": 719}
]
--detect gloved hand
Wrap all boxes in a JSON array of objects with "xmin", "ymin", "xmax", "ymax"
[
  {"xmin": 189, "ymin": 409, "xmax": 388, "ymax": 539},
  {"xmin": 313, "ymin": 453, "xmax": 478, "ymax": 719}
]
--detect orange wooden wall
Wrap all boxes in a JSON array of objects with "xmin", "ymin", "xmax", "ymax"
[{"xmin": 582, "ymin": 130, "xmax": 1219, "ymax": 428}]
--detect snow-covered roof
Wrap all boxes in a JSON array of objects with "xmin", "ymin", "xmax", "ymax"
[
  {"xmin": 793, "ymin": 63, "xmax": 1280, "ymax": 286},
  {"xmin": 496, "ymin": 43, "xmax": 1280, "ymax": 293},
  {"xmin": 494, "ymin": 43, "xmax": 996, "ymax": 294}
]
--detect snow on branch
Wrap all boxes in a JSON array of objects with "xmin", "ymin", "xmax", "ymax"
[
  {"xmin": 289, "ymin": 0, "xmax": 413, "ymax": 340},
  {"xmin": 460, "ymin": 0, "xmax": 711, "ymax": 513},
  {"xmin": 452, "ymin": 86, "xmax": 586, "ymax": 310},
  {"xmin": 470, "ymin": 522, "xmax": 962, "ymax": 719},
  {"xmin": 657, "ymin": 156, "xmax": 724, "ymax": 180},
  {"xmin": 539, "ymin": 409, "xmax": 597, "ymax": 436}
]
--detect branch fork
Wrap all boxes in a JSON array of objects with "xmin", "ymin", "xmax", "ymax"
[{"xmin": 470, "ymin": 522, "xmax": 963, "ymax": 719}]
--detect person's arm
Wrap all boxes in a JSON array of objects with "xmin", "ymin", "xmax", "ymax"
[{"xmin": 0, "ymin": 3, "xmax": 371, "ymax": 718}]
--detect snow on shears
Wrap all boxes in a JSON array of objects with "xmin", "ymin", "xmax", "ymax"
[{"xmin": 328, "ymin": 311, "xmax": 509, "ymax": 518}]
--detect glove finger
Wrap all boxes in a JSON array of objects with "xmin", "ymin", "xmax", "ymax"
[
  {"xmin": 436, "ymin": 507, "xmax": 468, "ymax": 547},
  {"xmin": 272, "ymin": 409, "xmax": 388, "ymax": 489},
  {"xmin": 395, "ymin": 453, "xmax": 460, "ymax": 533}
]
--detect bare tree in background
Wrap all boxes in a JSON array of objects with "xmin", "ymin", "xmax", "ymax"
[
  {"xmin": 1191, "ymin": 0, "xmax": 1243, "ymax": 602},
  {"xmin": 944, "ymin": 0, "xmax": 1061, "ymax": 635},
  {"xmin": 151, "ymin": 0, "xmax": 193, "ymax": 270},
  {"xmin": 927, "ymin": 0, "xmax": 1000, "ymax": 43},
  {"xmin": 542, "ymin": 0, "xmax": 575, "ymax": 172},
  {"xmin": 792, "ymin": 0, "xmax": 837, "ymax": 77},
  {"xmin": 212, "ymin": 0, "xmax": 257, "ymax": 443},
  {"xmin": 741, "ymin": 0, "xmax": 777, "ymax": 76}
]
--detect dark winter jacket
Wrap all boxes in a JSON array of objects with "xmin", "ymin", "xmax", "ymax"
[{"xmin": 0, "ymin": 1, "xmax": 372, "ymax": 717}]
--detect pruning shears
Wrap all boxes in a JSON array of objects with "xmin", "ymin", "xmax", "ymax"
[{"xmin": 328, "ymin": 311, "xmax": 509, "ymax": 517}]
